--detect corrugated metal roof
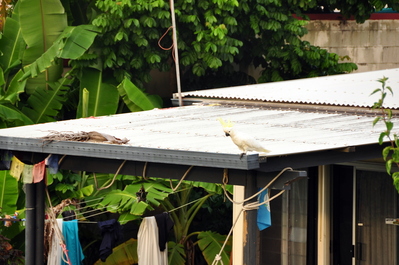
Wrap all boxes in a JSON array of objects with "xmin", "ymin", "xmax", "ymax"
[
  {"xmin": 0, "ymin": 104, "xmax": 395, "ymax": 162},
  {"xmin": 175, "ymin": 68, "xmax": 399, "ymax": 109}
]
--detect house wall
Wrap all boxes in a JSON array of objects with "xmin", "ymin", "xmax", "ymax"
[{"xmin": 302, "ymin": 13, "xmax": 399, "ymax": 73}]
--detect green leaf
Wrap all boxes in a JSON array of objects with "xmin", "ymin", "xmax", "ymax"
[
  {"xmin": 0, "ymin": 103, "xmax": 33, "ymax": 126},
  {"xmin": 386, "ymin": 121, "xmax": 394, "ymax": 132},
  {"xmin": 197, "ymin": 231, "xmax": 231, "ymax": 265},
  {"xmin": 59, "ymin": 25, "xmax": 99, "ymax": 59},
  {"xmin": 0, "ymin": 17, "xmax": 25, "ymax": 75},
  {"xmin": 0, "ymin": 170, "xmax": 19, "ymax": 215},
  {"xmin": 392, "ymin": 172, "xmax": 399, "ymax": 193},
  {"xmin": 77, "ymin": 68, "xmax": 119, "ymax": 118},
  {"xmin": 20, "ymin": 25, "xmax": 98, "ymax": 81},
  {"xmin": 372, "ymin": 117, "xmax": 381, "ymax": 127},
  {"xmin": 392, "ymin": 149, "xmax": 399, "ymax": 163},
  {"xmin": 98, "ymin": 180, "xmax": 172, "ymax": 215},
  {"xmin": 370, "ymin": 88, "xmax": 381, "ymax": 96},
  {"xmin": 19, "ymin": 0, "xmax": 68, "ymax": 93},
  {"xmin": 73, "ymin": 184, "xmax": 94, "ymax": 198},
  {"xmin": 117, "ymin": 77, "xmax": 161, "ymax": 112},
  {"xmin": 99, "ymin": 189, "xmax": 148, "ymax": 215},
  {"xmin": 4, "ymin": 69, "xmax": 27, "ymax": 104},
  {"xmin": 168, "ymin": 242, "xmax": 185, "ymax": 265},
  {"xmin": 94, "ymin": 238, "xmax": 138, "ymax": 265},
  {"xmin": 386, "ymin": 159, "xmax": 393, "ymax": 175},
  {"xmin": 383, "ymin": 146, "xmax": 392, "ymax": 161},
  {"xmin": 21, "ymin": 75, "xmax": 73, "ymax": 123},
  {"xmin": 379, "ymin": 132, "xmax": 388, "ymax": 145}
]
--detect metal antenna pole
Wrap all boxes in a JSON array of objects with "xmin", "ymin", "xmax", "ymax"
[{"xmin": 169, "ymin": 0, "xmax": 183, "ymax": 106}]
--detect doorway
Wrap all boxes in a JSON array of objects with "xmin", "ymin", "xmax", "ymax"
[{"xmin": 332, "ymin": 165, "xmax": 399, "ymax": 265}]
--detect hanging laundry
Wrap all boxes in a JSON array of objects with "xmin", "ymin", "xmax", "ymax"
[
  {"xmin": 62, "ymin": 210, "xmax": 76, "ymax": 221},
  {"xmin": 137, "ymin": 217, "xmax": 168, "ymax": 265},
  {"xmin": 47, "ymin": 219, "xmax": 63, "ymax": 265},
  {"xmin": 10, "ymin": 156, "xmax": 24, "ymax": 180},
  {"xmin": 154, "ymin": 212, "xmax": 174, "ymax": 251},
  {"xmin": 61, "ymin": 219, "xmax": 84, "ymax": 265},
  {"xmin": 1, "ymin": 151, "xmax": 12, "ymax": 169},
  {"xmin": 22, "ymin": 164, "xmax": 34, "ymax": 184},
  {"xmin": 45, "ymin": 154, "xmax": 59, "ymax": 174},
  {"xmin": 98, "ymin": 219, "xmax": 121, "ymax": 262},
  {"xmin": 33, "ymin": 160, "xmax": 45, "ymax": 183},
  {"xmin": 257, "ymin": 189, "xmax": 272, "ymax": 231}
]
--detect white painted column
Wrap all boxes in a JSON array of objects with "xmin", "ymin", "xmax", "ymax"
[
  {"xmin": 232, "ymin": 185, "xmax": 245, "ymax": 265},
  {"xmin": 318, "ymin": 165, "xmax": 331, "ymax": 265}
]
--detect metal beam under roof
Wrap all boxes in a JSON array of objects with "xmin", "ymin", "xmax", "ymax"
[{"xmin": 0, "ymin": 136, "xmax": 260, "ymax": 170}]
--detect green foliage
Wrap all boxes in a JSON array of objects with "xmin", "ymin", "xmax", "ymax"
[
  {"xmin": 117, "ymin": 77, "xmax": 163, "ymax": 112},
  {"xmin": 168, "ymin": 242, "xmax": 186, "ymax": 265},
  {"xmin": 371, "ymin": 77, "xmax": 399, "ymax": 193},
  {"xmin": 197, "ymin": 231, "xmax": 231, "ymax": 265},
  {"xmin": 0, "ymin": 171, "xmax": 19, "ymax": 215},
  {"xmin": 73, "ymin": 0, "xmax": 359, "ymax": 91}
]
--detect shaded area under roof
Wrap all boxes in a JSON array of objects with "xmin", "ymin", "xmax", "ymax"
[{"xmin": 174, "ymin": 68, "xmax": 399, "ymax": 109}]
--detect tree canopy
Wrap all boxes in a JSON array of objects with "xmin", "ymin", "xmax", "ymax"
[{"xmin": 65, "ymin": 0, "xmax": 399, "ymax": 92}]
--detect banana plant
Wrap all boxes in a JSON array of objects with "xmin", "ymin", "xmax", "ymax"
[
  {"xmin": 87, "ymin": 176, "xmax": 232, "ymax": 265},
  {"xmin": 0, "ymin": 0, "xmax": 100, "ymax": 127},
  {"xmin": 0, "ymin": 170, "xmax": 18, "ymax": 216},
  {"xmin": 160, "ymin": 181, "xmax": 232, "ymax": 265}
]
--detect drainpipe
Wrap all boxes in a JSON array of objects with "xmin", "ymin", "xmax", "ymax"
[
  {"xmin": 243, "ymin": 170, "xmax": 258, "ymax": 265},
  {"xmin": 25, "ymin": 184, "xmax": 36, "ymax": 265},
  {"xmin": 35, "ymin": 181, "xmax": 45, "ymax": 265}
]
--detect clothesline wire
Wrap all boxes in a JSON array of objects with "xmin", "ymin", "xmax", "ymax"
[
  {"xmin": 74, "ymin": 206, "xmax": 118, "ymax": 221},
  {"xmin": 167, "ymin": 197, "xmax": 203, "ymax": 213},
  {"xmin": 69, "ymin": 201, "xmax": 107, "ymax": 212}
]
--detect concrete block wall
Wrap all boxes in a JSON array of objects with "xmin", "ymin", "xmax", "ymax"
[{"xmin": 302, "ymin": 17, "xmax": 399, "ymax": 72}]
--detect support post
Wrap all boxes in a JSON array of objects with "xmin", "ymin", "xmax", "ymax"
[
  {"xmin": 25, "ymin": 184, "xmax": 36, "ymax": 265},
  {"xmin": 35, "ymin": 181, "xmax": 45, "ymax": 265},
  {"xmin": 243, "ymin": 171, "xmax": 258, "ymax": 265}
]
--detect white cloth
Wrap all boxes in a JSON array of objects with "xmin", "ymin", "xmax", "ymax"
[
  {"xmin": 47, "ymin": 218, "xmax": 63, "ymax": 265},
  {"xmin": 137, "ymin": 216, "xmax": 168, "ymax": 265}
]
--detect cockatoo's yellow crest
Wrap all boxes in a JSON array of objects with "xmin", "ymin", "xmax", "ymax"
[{"xmin": 217, "ymin": 118, "xmax": 234, "ymax": 128}]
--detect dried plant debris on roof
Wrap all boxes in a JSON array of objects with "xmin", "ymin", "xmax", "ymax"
[{"xmin": 41, "ymin": 131, "xmax": 129, "ymax": 145}]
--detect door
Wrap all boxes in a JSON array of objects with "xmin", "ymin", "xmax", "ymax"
[
  {"xmin": 355, "ymin": 170, "xmax": 398, "ymax": 265},
  {"xmin": 332, "ymin": 166, "xmax": 398, "ymax": 265}
]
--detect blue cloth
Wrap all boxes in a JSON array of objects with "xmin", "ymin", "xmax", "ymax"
[
  {"xmin": 46, "ymin": 154, "xmax": 59, "ymax": 174},
  {"xmin": 62, "ymin": 219, "xmax": 84, "ymax": 265},
  {"xmin": 257, "ymin": 189, "xmax": 271, "ymax": 230}
]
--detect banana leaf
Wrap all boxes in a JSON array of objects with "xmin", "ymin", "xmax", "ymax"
[
  {"xmin": 98, "ymin": 180, "xmax": 172, "ymax": 216},
  {"xmin": 0, "ymin": 103, "xmax": 33, "ymax": 126},
  {"xmin": 3, "ymin": 69, "xmax": 27, "ymax": 105},
  {"xmin": 117, "ymin": 77, "xmax": 162, "ymax": 112},
  {"xmin": 21, "ymin": 74, "xmax": 74, "ymax": 123},
  {"xmin": 0, "ymin": 16, "xmax": 25, "ymax": 76},
  {"xmin": 20, "ymin": 25, "xmax": 99, "ymax": 81},
  {"xmin": 0, "ymin": 170, "xmax": 19, "ymax": 215},
  {"xmin": 19, "ymin": 0, "xmax": 68, "ymax": 94},
  {"xmin": 197, "ymin": 231, "xmax": 231, "ymax": 265},
  {"xmin": 77, "ymin": 68, "xmax": 119, "ymax": 118},
  {"xmin": 94, "ymin": 238, "xmax": 138, "ymax": 265},
  {"xmin": 168, "ymin": 241, "xmax": 186, "ymax": 265}
]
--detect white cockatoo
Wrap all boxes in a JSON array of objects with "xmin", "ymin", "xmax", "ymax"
[{"xmin": 218, "ymin": 118, "xmax": 270, "ymax": 158}]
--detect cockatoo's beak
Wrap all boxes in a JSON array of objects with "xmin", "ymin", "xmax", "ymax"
[{"xmin": 225, "ymin": 132, "xmax": 230, "ymax": 137}]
